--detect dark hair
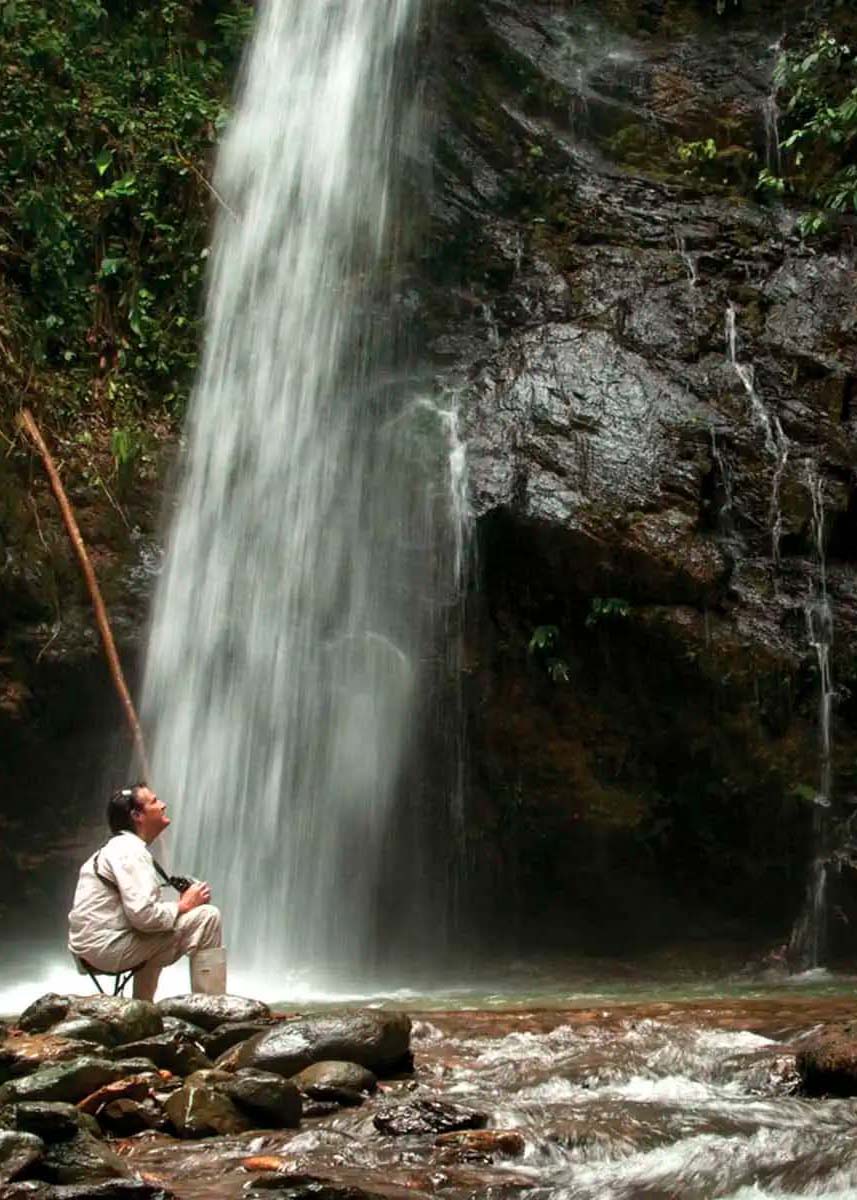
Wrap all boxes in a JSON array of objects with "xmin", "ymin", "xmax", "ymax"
[{"xmin": 107, "ymin": 782, "xmax": 148, "ymax": 834}]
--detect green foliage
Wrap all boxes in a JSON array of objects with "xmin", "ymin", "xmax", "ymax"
[
  {"xmin": 760, "ymin": 31, "xmax": 857, "ymax": 230},
  {"xmin": 528, "ymin": 625, "xmax": 570, "ymax": 684},
  {"xmin": 585, "ymin": 597, "xmax": 630, "ymax": 628},
  {"xmin": 0, "ymin": 0, "xmax": 252, "ymax": 412},
  {"xmin": 676, "ymin": 137, "xmax": 718, "ymax": 166}
]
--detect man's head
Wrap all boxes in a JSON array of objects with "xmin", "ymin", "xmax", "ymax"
[{"xmin": 107, "ymin": 783, "xmax": 171, "ymax": 844}]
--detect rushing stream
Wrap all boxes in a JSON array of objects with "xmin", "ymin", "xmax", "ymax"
[{"xmin": 118, "ymin": 996, "xmax": 857, "ymax": 1200}]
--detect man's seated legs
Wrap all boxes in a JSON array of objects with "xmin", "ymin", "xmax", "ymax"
[{"xmin": 129, "ymin": 903, "xmax": 224, "ymax": 1001}]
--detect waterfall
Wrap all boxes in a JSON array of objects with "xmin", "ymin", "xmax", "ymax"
[{"xmin": 140, "ymin": 0, "xmax": 469, "ymax": 987}]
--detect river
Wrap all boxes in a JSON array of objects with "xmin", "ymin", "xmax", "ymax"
[{"xmin": 19, "ymin": 968, "xmax": 846, "ymax": 1200}]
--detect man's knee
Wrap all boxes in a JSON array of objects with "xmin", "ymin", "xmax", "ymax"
[{"xmin": 181, "ymin": 903, "xmax": 223, "ymax": 948}]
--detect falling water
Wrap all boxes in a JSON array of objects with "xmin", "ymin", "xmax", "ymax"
[
  {"xmin": 788, "ymin": 464, "xmax": 835, "ymax": 969},
  {"xmin": 709, "ymin": 425, "xmax": 734, "ymax": 532},
  {"xmin": 725, "ymin": 304, "xmax": 789, "ymax": 562},
  {"xmin": 763, "ymin": 40, "xmax": 783, "ymax": 176},
  {"xmin": 141, "ymin": 0, "xmax": 470, "ymax": 985},
  {"xmin": 675, "ymin": 232, "xmax": 698, "ymax": 287}
]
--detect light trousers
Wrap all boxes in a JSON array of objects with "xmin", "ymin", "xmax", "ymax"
[{"xmin": 95, "ymin": 904, "xmax": 223, "ymax": 1001}]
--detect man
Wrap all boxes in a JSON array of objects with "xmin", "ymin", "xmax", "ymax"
[{"xmin": 68, "ymin": 783, "xmax": 226, "ymax": 1001}]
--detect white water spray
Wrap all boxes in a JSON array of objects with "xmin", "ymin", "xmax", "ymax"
[{"xmin": 141, "ymin": 0, "xmax": 469, "ymax": 986}]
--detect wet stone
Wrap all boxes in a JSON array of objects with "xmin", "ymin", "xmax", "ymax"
[
  {"xmin": 114, "ymin": 1035, "xmax": 211, "ymax": 1077},
  {"xmin": 797, "ymin": 1022, "xmax": 857, "ymax": 1097},
  {"xmin": 109, "ymin": 1058, "xmax": 160, "ymax": 1077},
  {"xmin": 71, "ymin": 1000, "xmax": 162, "ymax": 1047},
  {"xmin": 1, "ymin": 1035, "xmax": 102, "ymax": 1080},
  {"xmin": 0, "ymin": 1129, "xmax": 44, "ymax": 1183},
  {"xmin": 292, "ymin": 1062, "xmax": 376, "ymax": 1097},
  {"xmin": 202, "ymin": 1021, "xmax": 274, "ymax": 1060},
  {"xmin": 48, "ymin": 1020, "xmax": 117, "ymax": 1049},
  {"xmin": 157, "ymin": 995, "xmax": 270, "ymax": 1032},
  {"xmin": 0, "ymin": 1059, "xmax": 127, "ymax": 1105},
  {"xmin": 18, "ymin": 995, "xmax": 72, "ymax": 1035},
  {"xmin": 97, "ymin": 1098, "xmax": 167, "ymax": 1136},
  {"xmin": 164, "ymin": 1084, "xmax": 254, "ymax": 1138},
  {"xmin": 434, "ymin": 1129, "xmax": 526, "ymax": 1158},
  {"xmin": 238, "ymin": 1011, "xmax": 411, "ymax": 1078},
  {"xmin": 2, "ymin": 1180, "xmax": 180, "ymax": 1198},
  {"xmin": 11, "ymin": 1101, "xmax": 101, "ymax": 1142},
  {"xmin": 225, "ymin": 1069, "xmax": 302, "ymax": 1127},
  {"xmin": 373, "ymin": 1099, "xmax": 486, "ymax": 1136},
  {"xmin": 160, "ymin": 1017, "xmax": 206, "ymax": 1042},
  {"xmin": 77, "ymin": 1075, "xmax": 153, "ymax": 1117},
  {"xmin": 37, "ymin": 1129, "xmax": 130, "ymax": 1184}
]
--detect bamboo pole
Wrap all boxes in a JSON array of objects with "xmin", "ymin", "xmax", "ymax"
[{"xmin": 17, "ymin": 407, "xmax": 151, "ymax": 779}]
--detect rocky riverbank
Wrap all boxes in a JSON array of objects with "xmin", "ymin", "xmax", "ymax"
[{"xmin": 5, "ymin": 992, "xmax": 857, "ymax": 1198}]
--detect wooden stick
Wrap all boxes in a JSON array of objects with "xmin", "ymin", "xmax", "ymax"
[{"xmin": 17, "ymin": 407, "xmax": 151, "ymax": 778}]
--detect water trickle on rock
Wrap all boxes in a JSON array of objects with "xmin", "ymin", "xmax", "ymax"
[
  {"xmin": 789, "ymin": 464, "xmax": 836, "ymax": 970},
  {"xmin": 725, "ymin": 303, "xmax": 789, "ymax": 563},
  {"xmin": 141, "ymin": 0, "xmax": 470, "ymax": 984}
]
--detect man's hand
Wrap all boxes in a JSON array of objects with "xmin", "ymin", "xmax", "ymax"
[{"xmin": 177, "ymin": 880, "xmax": 212, "ymax": 915}]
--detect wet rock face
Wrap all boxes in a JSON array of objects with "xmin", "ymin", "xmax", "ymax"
[{"xmin": 415, "ymin": 0, "xmax": 857, "ymax": 948}]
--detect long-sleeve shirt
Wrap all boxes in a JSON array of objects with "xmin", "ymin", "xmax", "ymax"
[{"xmin": 68, "ymin": 830, "xmax": 179, "ymax": 966}]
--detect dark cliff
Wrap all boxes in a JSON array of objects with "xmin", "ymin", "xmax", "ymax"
[{"xmin": 413, "ymin": 0, "xmax": 857, "ymax": 956}]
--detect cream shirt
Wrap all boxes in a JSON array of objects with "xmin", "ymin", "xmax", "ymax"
[{"xmin": 68, "ymin": 830, "xmax": 180, "ymax": 964}]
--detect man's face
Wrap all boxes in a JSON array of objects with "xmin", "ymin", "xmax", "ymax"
[{"xmin": 131, "ymin": 787, "xmax": 171, "ymax": 844}]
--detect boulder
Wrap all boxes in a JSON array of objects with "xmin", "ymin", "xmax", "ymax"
[
  {"xmin": 434, "ymin": 1129, "xmax": 525, "ymax": 1158},
  {"xmin": 292, "ymin": 1062, "xmax": 376, "ymax": 1104},
  {"xmin": 225, "ymin": 1069, "xmax": 301, "ymax": 1127},
  {"xmin": 77, "ymin": 1076, "xmax": 152, "ymax": 1117},
  {"xmin": 157, "ymin": 995, "xmax": 269, "ymax": 1032},
  {"xmin": 202, "ymin": 1021, "xmax": 273, "ymax": 1060},
  {"xmin": 164, "ymin": 1084, "xmax": 254, "ymax": 1138},
  {"xmin": 113, "ymin": 1035, "xmax": 210, "ymax": 1077},
  {"xmin": 37, "ymin": 1129, "xmax": 130, "ymax": 1184},
  {"xmin": 18, "ymin": 996, "xmax": 72, "ymax": 1035},
  {"xmin": 0, "ymin": 1059, "xmax": 127, "ymax": 1105},
  {"xmin": 109, "ymin": 1059, "xmax": 160, "ymax": 1078},
  {"xmin": 47, "ymin": 1021, "xmax": 117, "ymax": 1049},
  {"xmin": 70, "ymin": 1000, "xmax": 162, "ymax": 1047},
  {"xmin": 182, "ymin": 1069, "xmax": 235, "ymax": 1089},
  {"xmin": 160, "ymin": 1017, "xmax": 206, "ymax": 1042},
  {"xmin": 11, "ymin": 1102, "xmax": 101, "ymax": 1142},
  {"xmin": 796, "ymin": 1023, "xmax": 857, "ymax": 1096},
  {"xmin": 97, "ymin": 1098, "xmax": 167, "ymax": 1136},
  {"xmin": 0, "ymin": 1129, "xmax": 44, "ymax": 1183},
  {"xmin": 237, "ymin": 1011, "xmax": 411, "ymax": 1079},
  {"xmin": 213, "ymin": 1043, "xmax": 244, "ymax": 1072},
  {"xmin": 373, "ymin": 1100, "xmax": 486, "ymax": 1137},
  {"xmin": 1, "ymin": 1035, "xmax": 103, "ymax": 1081}
]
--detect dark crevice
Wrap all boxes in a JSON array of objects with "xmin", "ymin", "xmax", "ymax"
[{"xmin": 841, "ymin": 375, "xmax": 855, "ymax": 423}]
